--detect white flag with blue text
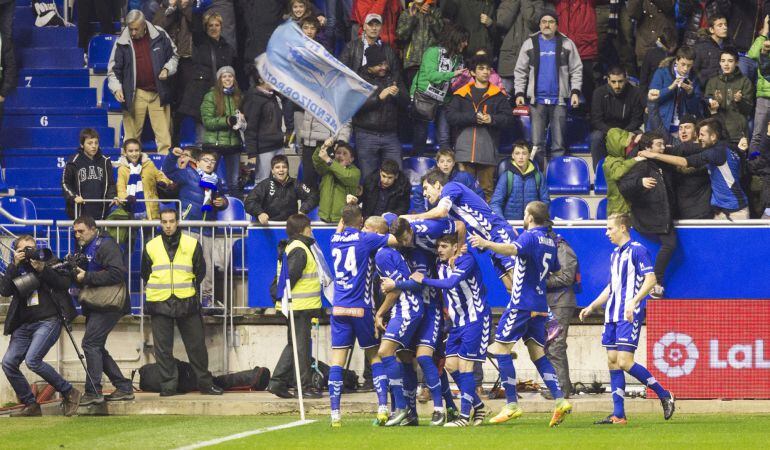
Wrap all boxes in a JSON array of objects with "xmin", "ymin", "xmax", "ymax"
[{"xmin": 256, "ymin": 21, "xmax": 375, "ymax": 135}]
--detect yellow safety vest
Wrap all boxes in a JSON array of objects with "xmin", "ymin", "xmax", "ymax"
[
  {"xmin": 276, "ymin": 239, "xmax": 321, "ymax": 311},
  {"xmin": 145, "ymin": 234, "xmax": 198, "ymax": 302}
]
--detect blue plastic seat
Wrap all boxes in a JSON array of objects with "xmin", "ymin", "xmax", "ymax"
[
  {"xmin": 565, "ymin": 114, "xmax": 590, "ymax": 153},
  {"xmin": 101, "ymin": 78, "xmax": 121, "ymax": 112},
  {"xmin": 549, "ymin": 197, "xmax": 590, "ymax": 221},
  {"xmin": 179, "ymin": 116, "xmax": 197, "ymax": 148},
  {"xmin": 594, "ymin": 158, "xmax": 607, "ymax": 195},
  {"xmin": 546, "ymin": 156, "xmax": 590, "ymax": 194},
  {"xmin": 0, "ymin": 197, "xmax": 37, "ymax": 222},
  {"xmin": 88, "ymin": 34, "xmax": 117, "ymax": 73},
  {"xmin": 402, "ymin": 157, "xmax": 437, "ymax": 186},
  {"xmin": 219, "ymin": 196, "xmax": 246, "ymax": 222},
  {"xmin": 596, "ymin": 197, "xmax": 608, "ymax": 220},
  {"xmin": 232, "ymin": 238, "xmax": 248, "ymax": 274}
]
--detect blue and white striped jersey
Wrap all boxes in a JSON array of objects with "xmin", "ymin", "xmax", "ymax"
[
  {"xmin": 605, "ymin": 240, "xmax": 654, "ymax": 323},
  {"xmin": 423, "ymin": 253, "xmax": 489, "ymax": 328},
  {"xmin": 437, "ymin": 182, "xmax": 517, "ymax": 244},
  {"xmin": 330, "ymin": 228, "xmax": 389, "ymax": 309},
  {"xmin": 508, "ymin": 226, "xmax": 560, "ymax": 313},
  {"xmin": 402, "ymin": 246, "xmax": 440, "ymax": 308},
  {"xmin": 410, "ymin": 218, "xmax": 456, "ymax": 253},
  {"xmin": 375, "ymin": 247, "xmax": 423, "ymax": 320}
]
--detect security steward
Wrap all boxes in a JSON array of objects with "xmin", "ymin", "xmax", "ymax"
[
  {"xmin": 141, "ymin": 208, "xmax": 223, "ymax": 396},
  {"xmin": 267, "ymin": 213, "xmax": 323, "ymax": 399}
]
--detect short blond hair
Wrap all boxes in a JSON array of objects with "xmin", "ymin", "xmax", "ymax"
[{"xmin": 608, "ymin": 213, "xmax": 632, "ymax": 231}]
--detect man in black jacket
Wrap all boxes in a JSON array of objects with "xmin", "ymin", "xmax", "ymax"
[
  {"xmin": 617, "ymin": 132, "xmax": 677, "ymax": 299},
  {"xmin": 339, "ymin": 13, "xmax": 401, "ymax": 78},
  {"xmin": 245, "ymin": 155, "xmax": 319, "ymax": 224},
  {"xmin": 590, "ymin": 67, "xmax": 645, "ymax": 171},
  {"xmin": 1, "ymin": 236, "xmax": 82, "ymax": 417},
  {"xmin": 241, "ymin": 69, "xmax": 284, "ymax": 184},
  {"xmin": 693, "ymin": 15, "xmax": 735, "ymax": 87},
  {"xmin": 353, "ymin": 45, "xmax": 409, "ymax": 179},
  {"xmin": 73, "ymin": 216, "xmax": 135, "ymax": 406},
  {"xmin": 668, "ymin": 115, "xmax": 713, "ymax": 219},
  {"xmin": 351, "ymin": 158, "xmax": 411, "ymax": 218},
  {"xmin": 61, "ymin": 128, "xmax": 118, "ymax": 220}
]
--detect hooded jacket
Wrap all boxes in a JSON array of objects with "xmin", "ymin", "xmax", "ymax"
[
  {"xmin": 603, "ymin": 128, "xmax": 638, "ymax": 215},
  {"xmin": 353, "ymin": 68, "xmax": 409, "ymax": 133},
  {"xmin": 360, "ymin": 169, "xmax": 411, "ymax": 218},
  {"xmin": 490, "ymin": 160, "xmax": 549, "ymax": 220},
  {"xmin": 116, "ymin": 154, "xmax": 173, "ymax": 220},
  {"xmin": 704, "ymin": 70, "xmax": 755, "ymax": 143},
  {"xmin": 241, "ymin": 85, "xmax": 283, "ymax": 155},
  {"xmin": 396, "ymin": 2, "xmax": 443, "ymax": 69},
  {"xmin": 446, "ymin": 81, "xmax": 515, "ymax": 165},
  {"xmin": 513, "ymin": 31, "xmax": 583, "ymax": 106},
  {"xmin": 312, "ymin": 145, "xmax": 361, "ymax": 223},
  {"xmin": 647, "ymin": 57, "xmax": 703, "ymax": 132},
  {"xmin": 618, "ymin": 157, "xmax": 675, "ymax": 234},
  {"xmin": 161, "ymin": 152, "xmax": 229, "ymax": 222},
  {"xmin": 748, "ymin": 35, "xmax": 770, "ymax": 98},
  {"xmin": 200, "ymin": 88, "xmax": 242, "ymax": 148},
  {"xmin": 107, "ymin": 21, "xmax": 179, "ymax": 110},
  {"xmin": 244, "ymin": 176, "xmax": 318, "ymax": 220},
  {"xmin": 590, "ymin": 82, "xmax": 645, "ymax": 133},
  {"xmin": 496, "ymin": 0, "xmax": 543, "ymax": 78},
  {"xmin": 61, "ymin": 149, "xmax": 117, "ymax": 220}
]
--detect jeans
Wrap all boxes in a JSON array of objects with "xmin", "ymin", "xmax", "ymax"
[
  {"xmin": 151, "ymin": 313, "xmax": 214, "ymax": 393},
  {"xmin": 751, "ymin": 97, "xmax": 770, "ymax": 152},
  {"xmin": 589, "ymin": 130, "xmax": 608, "ymax": 171},
  {"xmin": 354, "ymin": 129, "xmax": 403, "ymax": 180},
  {"xmin": 545, "ymin": 305, "xmax": 575, "ymax": 396},
  {"xmin": 641, "ymin": 228, "xmax": 678, "ymax": 286},
  {"xmin": 2, "ymin": 318, "xmax": 72, "ymax": 405},
  {"xmin": 269, "ymin": 308, "xmax": 321, "ymax": 390},
  {"xmin": 412, "ymin": 106, "xmax": 450, "ymax": 154},
  {"xmin": 220, "ymin": 152, "xmax": 242, "ymax": 197},
  {"xmin": 82, "ymin": 311, "xmax": 133, "ymax": 394},
  {"xmin": 530, "ymin": 103, "xmax": 566, "ymax": 169}
]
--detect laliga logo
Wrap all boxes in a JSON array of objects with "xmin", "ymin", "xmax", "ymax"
[{"xmin": 653, "ymin": 332, "xmax": 699, "ymax": 378}]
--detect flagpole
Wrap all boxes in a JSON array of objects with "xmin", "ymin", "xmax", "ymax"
[{"xmin": 286, "ymin": 283, "xmax": 306, "ymax": 421}]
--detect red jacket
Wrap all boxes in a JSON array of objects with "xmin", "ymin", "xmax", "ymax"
[
  {"xmin": 549, "ymin": 0, "xmax": 598, "ymax": 60},
  {"xmin": 353, "ymin": 0, "xmax": 403, "ymax": 47}
]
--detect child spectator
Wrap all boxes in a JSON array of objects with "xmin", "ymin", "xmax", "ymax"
[
  {"xmin": 353, "ymin": 159, "xmax": 411, "ymax": 218},
  {"xmin": 409, "ymin": 148, "xmax": 484, "ymax": 212},
  {"xmin": 312, "ymin": 138, "xmax": 361, "ymax": 223},
  {"xmin": 490, "ymin": 140, "xmax": 550, "ymax": 220},
  {"xmin": 692, "ymin": 15, "xmax": 733, "ymax": 88},
  {"xmin": 61, "ymin": 128, "xmax": 117, "ymax": 220},
  {"xmin": 244, "ymin": 155, "xmax": 318, "ymax": 224},
  {"xmin": 241, "ymin": 67, "xmax": 284, "ymax": 186},
  {"xmin": 704, "ymin": 49, "xmax": 754, "ymax": 145},
  {"xmin": 647, "ymin": 46, "xmax": 702, "ymax": 141},
  {"xmin": 116, "ymin": 138, "xmax": 173, "ymax": 220}
]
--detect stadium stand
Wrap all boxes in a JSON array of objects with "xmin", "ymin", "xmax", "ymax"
[
  {"xmin": 593, "ymin": 158, "xmax": 608, "ymax": 195},
  {"xmin": 550, "ymin": 196, "xmax": 591, "ymax": 220},
  {"xmin": 545, "ymin": 156, "xmax": 591, "ymax": 194},
  {"xmin": 87, "ymin": 34, "xmax": 116, "ymax": 73}
]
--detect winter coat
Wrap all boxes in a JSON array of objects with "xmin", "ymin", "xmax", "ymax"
[
  {"xmin": 410, "ymin": 167, "xmax": 485, "ymax": 213},
  {"xmin": 353, "ymin": 69, "xmax": 409, "ymax": 132},
  {"xmin": 626, "ymin": 0, "xmax": 677, "ymax": 63},
  {"xmin": 61, "ymin": 149, "xmax": 117, "ymax": 220},
  {"xmin": 339, "ymin": 38, "xmax": 402, "ymax": 77},
  {"xmin": 297, "ymin": 111, "xmax": 352, "ymax": 147},
  {"xmin": 647, "ymin": 58, "xmax": 703, "ymax": 132},
  {"xmin": 548, "ymin": 0, "xmax": 598, "ymax": 60},
  {"xmin": 513, "ymin": 32, "xmax": 583, "ymax": 106},
  {"xmin": 670, "ymin": 142, "xmax": 713, "ymax": 219},
  {"xmin": 704, "ymin": 70, "xmax": 755, "ymax": 143},
  {"xmin": 352, "ymin": 0, "xmax": 403, "ymax": 47},
  {"xmin": 680, "ymin": 0, "xmax": 731, "ymax": 48},
  {"xmin": 153, "ymin": 1, "xmax": 194, "ymax": 58},
  {"xmin": 395, "ymin": 3, "xmax": 443, "ymax": 69},
  {"xmin": 234, "ymin": 0, "xmax": 284, "ymax": 65},
  {"xmin": 411, "ymin": 46, "xmax": 463, "ymax": 99},
  {"xmin": 200, "ymin": 89, "xmax": 242, "ymax": 148},
  {"xmin": 693, "ymin": 35, "xmax": 736, "ymax": 87},
  {"xmin": 490, "ymin": 160, "xmax": 549, "ymax": 220},
  {"xmin": 312, "ymin": 145, "xmax": 360, "ymax": 223},
  {"xmin": 545, "ymin": 233, "xmax": 578, "ymax": 308},
  {"xmin": 244, "ymin": 176, "xmax": 319, "ymax": 220},
  {"xmin": 618, "ymin": 159, "xmax": 675, "ymax": 234},
  {"xmin": 638, "ymin": 46, "xmax": 668, "ymax": 94},
  {"xmin": 451, "ymin": 68, "xmax": 506, "ymax": 94},
  {"xmin": 446, "ymin": 81, "xmax": 515, "ymax": 166},
  {"xmin": 116, "ymin": 154, "xmax": 173, "ymax": 220},
  {"xmin": 161, "ymin": 153, "xmax": 229, "ymax": 222},
  {"xmin": 441, "ymin": 0, "xmax": 497, "ymax": 55},
  {"xmin": 749, "ymin": 132, "xmax": 770, "ymax": 210},
  {"xmin": 107, "ymin": 21, "xmax": 179, "ymax": 110},
  {"xmin": 747, "ymin": 35, "xmax": 770, "ymax": 98},
  {"xmin": 603, "ymin": 128, "xmax": 638, "ymax": 215},
  {"xmin": 728, "ymin": 0, "xmax": 770, "ymax": 52},
  {"xmin": 496, "ymin": 0, "xmax": 543, "ymax": 78},
  {"xmin": 360, "ymin": 170, "xmax": 411, "ymax": 218},
  {"xmin": 590, "ymin": 83, "xmax": 645, "ymax": 133},
  {"xmin": 0, "ymin": 31, "xmax": 17, "ymax": 98},
  {"xmin": 241, "ymin": 86, "xmax": 283, "ymax": 155},
  {"xmin": 177, "ymin": 26, "xmax": 236, "ymax": 119}
]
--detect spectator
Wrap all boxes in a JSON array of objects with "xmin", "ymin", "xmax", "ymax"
[
  {"xmin": 234, "ymin": 0, "xmax": 284, "ymax": 71},
  {"xmin": 72, "ymin": 215, "xmax": 134, "ymax": 406},
  {"xmin": 62, "ymin": 128, "xmax": 117, "ymax": 220},
  {"xmin": 514, "ymin": 10, "xmax": 582, "ymax": 169},
  {"xmin": 116, "ymin": 139, "xmax": 174, "ymax": 220},
  {"xmin": 618, "ymin": 131, "xmax": 677, "ymax": 299},
  {"xmin": 704, "ymin": 49, "xmax": 754, "ymax": 145},
  {"xmin": 693, "ymin": 15, "xmax": 734, "ymax": 87},
  {"xmin": 244, "ymin": 155, "xmax": 318, "ymax": 224},
  {"xmin": 339, "ymin": 13, "xmax": 401, "ymax": 78},
  {"xmin": 641, "ymin": 118, "xmax": 750, "ymax": 219},
  {"xmin": 354, "ymin": 158, "xmax": 411, "ymax": 218},
  {"xmin": 267, "ymin": 214, "xmax": 323, "ymax": 399},
  {"xmin": 680, "ymin": 0, "xmax": 731, "ymax": 49},
  {"xmin": 440, "ymin": 0, "xmax": 497, "ymax": 56},
  {"xmin": 142, "ymin": 208, "xmax": 223, "ymax": 396},
  {"xmin": 548, "ymin": 0, "xmax": 599, "ymax": 109},
  {"xmin": 490, "ymin": 140, "xmax": 550, "ymax": 220},
  {"xmin": 352, "ymin": 0, "xmax": 402, "ymax": 47},
  {"xmin": 0, "ymin": 0, "xmax": 15, "ymax": 36},
  {"xmin": 410, "ymin": 23, "xmax": 469, "ymax": 155},
  {"xmin": 396, "ymin": 0, "xmax": 443, "ymax": 88},
  {"xmin": 603, "ymin": 128, "xmax": 642, "ymax": 215},
  {"xmin": 77, "ymin": 0, "xmax": 119, "ymax": 57},
  {"xmin": 544, "ymin": 227, "xmax": 578, "ymax": 399},
  {"xmin": 595, "ymin": 0, "xmax": 635, "ymax": 77},
  {"xmin": 496, "ymin": 0, "xmax": 543, "ymax": 94},
  {"xmin": 200, "ymin": 66, "xmax": 245, "ymax": 196},
  {"xmin": 448, "ymin": 53, "xmax": 515, "ymax": 199},
  {"xmin": 241, "ymin": 68, "xmax": 284, "ymax": 185},
  {"xmin": 176, "ymin": 11, "xmax": 236, "ymax": 144},
  {"xmin": 450, "ymin": 48, "xmax": 507, "ymax": 93},
  {"xmin": 750, "ymin": 122, "xmax": 770, "ymax": 219},
  {"xmin": 312, "ymin": 138, "xmax": 361, "ymax": 223},
  {"xmin": 107, "ymin": 10, "xmax": 178, "ymax": 156},
  {"xmin": 747, "ymin": 17, "xmax": 770, "ymax": 152},
  {"xmin": 627, "ymin": 0, "xmax": 677, "ymax": 66},
  {"xmin": 208, "ymin": 0, "xmax": 238, "ymax": 50},
  {"xmin": 729, "ymin": 0, "xmax": 766, "ymax": 83},
  {"xmin": 0, "ymin": 28, "xmax": 17, "ymax": 132},
  {"xmin": 647, "ymin": 46, "xmax": 702, "ymax": 140},
  {"xmin": 352, "ymin": 45, "xmax": 409, "ymax": 179},
  {"xmin": 590, "ymin": 66, "xmax": 645, "ymax": 171},
  {"xmin": 638, "ymin": 36, "xmax": 675, "ymax": 94},
  {"xmin": 1, "ymin": 235, "xmax": 82, "ymax": 417},
  {"xmin": 410, "ymin": 148, "xmax": 484, "ymax": 212}
]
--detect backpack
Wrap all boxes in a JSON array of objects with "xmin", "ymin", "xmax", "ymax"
[
  {"xmin": 552, "ymin": 233, "xmax": 582, "ymax": 294},
  {"xmin": 137, "ymin": 359, "xmax": 199, "ymax": 393}
]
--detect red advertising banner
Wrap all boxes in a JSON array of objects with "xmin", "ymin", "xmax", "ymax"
[{"xmin": 646, "ymin": 300, "xmax": 770, "ymax": 399}]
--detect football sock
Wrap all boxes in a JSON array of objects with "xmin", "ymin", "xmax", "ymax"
[
  {"xmin": 457, "ymin": 371, "xmax": 476, "ymax": 418},
  {"xmin": 328, "ymin": 365, "xmax": 344, "ymax": 413},
  {"xmin": 627, "ymin": 363, "xmax": 670, "ymax": 399},
  {"xmin": 371, "ymin": 361, "xmax": 389, "ymax": 407},
  {"xmin": 533, "ymin": 356, "xmax": 563, "ymax": 400},
  {"xmin": 402, "ymin": 362, "xmax": 418, "ymax": 412},
  {"xmin": 417, "ymin": 355, "xmax": 443, "ymax": 409},
  {"xmin": 382, "ymin": 356, "xmax": 406, "ymax": 410},
  {"xmin": 440, "ymin": 370, "xmax": 456, "ymax": 410},
  {"xmin": 495, "ymin": 354, "xmax": 518, "ymax": 404},
  {"xmin": 610, "ymin": 369, "xmax": 626, "ymax": 418}
]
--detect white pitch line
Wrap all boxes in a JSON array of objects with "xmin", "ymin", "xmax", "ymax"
[{"xmin": 174, "ymin": 419, "xmax": 315, "ymax": 450}]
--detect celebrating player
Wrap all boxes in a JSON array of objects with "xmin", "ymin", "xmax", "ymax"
[
  {"xmin": 469, "ymin": 201, "xmax": 572, "ymax": 427},
  {"xmin": 579, "ymin": 214, "xmax": 675, "ymax": 424}
]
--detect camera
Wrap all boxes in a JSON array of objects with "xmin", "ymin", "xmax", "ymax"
[
  {"xmin": 23, "ymin": 247, "xmax": 52, "ymax": 261},
  {"xmin": 11, "ymin": 252, "xmax": 89, "ymax": 298}
]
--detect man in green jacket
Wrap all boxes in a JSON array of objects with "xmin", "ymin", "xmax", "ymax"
[
  {"xmin": 704, "ymin": 49, "xmax": 754, "ymax": 145},
  {"xmin": 604, "ymin": 128, "xmax": 643, "ymax": 215},
  {"xmin": 312, "ymin": 137, "xmax": 361, "ymax": 223}
]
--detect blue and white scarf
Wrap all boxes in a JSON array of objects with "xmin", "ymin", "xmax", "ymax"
[
  {"xmin": 126, "ymin": 162, "xmax": 145, "ymax": 215},
  {"xmin": 198, "ymin": 169, "xmax": 219, "ymax": 214}
]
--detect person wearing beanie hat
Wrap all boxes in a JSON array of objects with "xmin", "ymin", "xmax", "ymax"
[
  {"xmin": 364, "ymin": 45, "xmax": 388, "ymax": 68},
  {"xmin": 538, "ymin": 10, "xmax": 557, "ymax": 24}
]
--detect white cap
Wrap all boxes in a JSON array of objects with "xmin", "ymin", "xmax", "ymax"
[{"xmin": 364, "ymin": 13, "xmax": 382, "ymax": 24}]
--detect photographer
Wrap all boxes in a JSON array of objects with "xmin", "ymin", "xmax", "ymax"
[
  {"xmin": 1, "ymin": 236, "xmax": 82, "ymax": 417},
  {"xmin": 72, "ymin": 215, "xmax": 134, "ymax": 406}
]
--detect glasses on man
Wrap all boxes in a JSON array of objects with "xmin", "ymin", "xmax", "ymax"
[{"xmin": 199, "ymin": 157, "xmax": 217, "ymax": 164}]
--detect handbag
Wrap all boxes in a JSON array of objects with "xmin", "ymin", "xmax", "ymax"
[
  {"xmin": 78, "ymin": 282, "xmax": 126, "ymax": 312},
  {"xmin": 412, "ymin": 89, "xmax": 440, "ymax": 122}
]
